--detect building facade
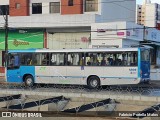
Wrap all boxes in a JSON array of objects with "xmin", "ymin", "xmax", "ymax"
[
  {"xmin": 90, "ymin": 21, "xmax": 144, "ymax": 48},
  {"xmin": 0, "ymin": 0, "xmax": 136, "ymax": 74},
  {"xmin": 0, "ymin": 0, "xmax": 136, "ymax": 50},
  {"xmin": 0, "ymin": 0, "xmax": 136, "ymax": 27},
  {"xmin": 91, "ymin": 21, "xmax": 160, "ymax": 66},
  {"xmin": 136, "ymin": 0, "xmax": 160, "ymax": 28}
]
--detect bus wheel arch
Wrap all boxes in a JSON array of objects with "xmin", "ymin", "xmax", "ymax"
[
  {"xmin": 87, "ymin": 75, "xmax": 100, "ymax": 89},
  {"xmin": 23, "ymin": 74, "xmax": 34, "ymax": 87}
]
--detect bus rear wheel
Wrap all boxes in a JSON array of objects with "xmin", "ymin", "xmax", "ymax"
[
  {"xmin": 24, "ymin": 75, "xmax": 34, "ymax": 87},
  {"xmin": 87, "ymin": 76, "xmax": 100, "ymax": 89}
]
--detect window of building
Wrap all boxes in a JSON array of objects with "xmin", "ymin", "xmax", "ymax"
[
  {"xmin": 32, "ymin": 3, "xmax": 42, "ymax": 14},
  {"xmin": 85, "ymin": 0, "xmax": 98, "ymax": 12},
  {"xmin": 50, "ymin": 2, "xmax": 60, "ymax": 13},
  {"xmin": 15, "ymin": 3, "xmax": 20, "ymax": 9},
  {"xmin": 0, "ymin": 5, "xmax": 9, "ymax": 15},
  {"xmin": 68, "ymin": 0, "xmax": 73, "ymax": 6}
]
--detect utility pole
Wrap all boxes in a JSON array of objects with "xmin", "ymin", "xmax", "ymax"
[
  {"xmin": 4, "ymin": 7, "xmax": 8, "ymax": 67},
  {"xmin": 143, "ymin": 26, "xmax": 146, "ymax": 41}
]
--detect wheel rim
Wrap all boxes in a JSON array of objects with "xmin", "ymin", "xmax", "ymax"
[
  {"xmin": 90, "ymin": 79, "xmax": 98, "ymax": 87},
  {"xmin": 26, "ymin": 78, "xmax": 32, "ymax": 86}
]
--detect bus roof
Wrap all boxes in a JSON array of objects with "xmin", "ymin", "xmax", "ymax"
[{"xmin": 8, "ymin": 48, "xmax": 140, "ymax": 53}]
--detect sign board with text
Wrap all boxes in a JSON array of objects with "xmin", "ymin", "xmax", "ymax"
[{"xmin": 0, "ymin": 29, "xmax": 44, "ymax": 49}]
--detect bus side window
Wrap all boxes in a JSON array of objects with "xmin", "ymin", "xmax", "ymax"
[
  {"xmin": 25, "ymin": 53, "xmax": 33, "ymax": 65},
  {"xmin": 67, "ymin": 53, "xmax": 72, "ymax": 65},
  {"xmin": 51, "ymin": 54, "xmax": 56, "ymax": 65},
  {"xmin": 41, "ymin": 53, "xmax": 49, "ymax": 65},
  {"xmin": 122, "ymin": 53, "xmax": 127, "ymax": 66},
  {"xmin": 85, "ymin": 53, "xmax": 91, "ymax": 66},
  {"xmin": 67, "ymin": 53, "xmax": 80, "ymax": 66},
  {"xmin": 50, "ymin": 53, "xmax": 65, "ymax": 66},
  {"xmin": 9, "ymin": 55, "xmax": 15, "ymax": 67},
  {"xmin": 20, "ymin": 54, "xmax": 25, "ymax": 65},
  {"xmin": 59, "ymin": 53, "xmax": 65, "ymax": 66},
  {"xmin": 14, "ymin": 55, "xmax": 20, "ymax": 66},
  {"xmin": 32, "ymin": 53, "xmax": 39, "ymax": 65}
]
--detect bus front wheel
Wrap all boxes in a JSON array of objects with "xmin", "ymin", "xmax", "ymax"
[
  {"xmin": 87, "ymin": 76, "xmax": 100, "ymax": 89},
  {"xmin": 24, "ymin": 75, "xmax": 34, "ymax": 87}
]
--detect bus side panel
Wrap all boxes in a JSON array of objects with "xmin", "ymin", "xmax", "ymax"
[
  {"xmin": 65, "ymin": 66, "xmax": 85, "ymax": 85},
  {"xmin": 7, "ymin": 66, "xmax": 35, "ymax": 83},
  {"xmin": 141, "ymin": 61, "xmax": 150, "ymax": 79},
  {"xmin": 20, "ymin": 66, "xmax": 35, "ymax": 82},
  {"xmin": 35, "ymin": 66, "xmax": 66, "ymax": 84},
  {"xmin": 83, "ymin": 66, "xmax": 140, "ymax": 85},
  {"xmin": 102, "ymin": 67, "xmax": 140, "ymax": 85},
  {"xmin": 7, "ymin": 68, "xmax": 22, "ymax": 83}
]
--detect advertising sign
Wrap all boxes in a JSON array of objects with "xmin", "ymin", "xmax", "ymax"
[{"xmin": 0, "ymin": 29, "xmax": 44, "ymax": 49}]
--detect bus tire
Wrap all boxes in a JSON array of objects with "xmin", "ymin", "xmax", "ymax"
[
  {"xmin": 24, "ymin": 75, "xmax": 34, "ymax": 87},
  {"xmin": 87, "ymin": 76, "xmax": 100, "ymax": 89}
]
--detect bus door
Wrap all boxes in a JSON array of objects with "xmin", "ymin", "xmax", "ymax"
[
  {"xmin": 7, "ymin": 53, "xmax": 21, "ymax": 83},
  {"xmin": 141, "ymin": 49, "xmax": 150, "ymax": 79}
]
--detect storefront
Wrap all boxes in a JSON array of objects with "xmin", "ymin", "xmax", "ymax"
[
  {"xmin": 143, "ymin": 28, "xmax": 160, "ymax": 66},
  {"xmin": 90, "ymin": 22, "xmax": 143, "ymax": 48},
  {"xmin": 0, "ymin": 29, "xmax": 44, "ymax": 67},
  {"xmin": 46, "ymin": 28, "xmax": 91, "ymax": 49}
]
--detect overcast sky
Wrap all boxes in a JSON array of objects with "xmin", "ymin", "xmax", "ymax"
[{"xmin": 137, "ymin": 0, "xmax": 160, "ymax": 4}]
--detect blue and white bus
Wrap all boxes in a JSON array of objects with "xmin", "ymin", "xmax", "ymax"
[{"xmin": 6, "ymin": 47, "xmax": 150, "ymax": 88}]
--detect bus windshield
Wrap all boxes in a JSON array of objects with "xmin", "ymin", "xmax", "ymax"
[{"xmin": 141, "ymin": 49, "xmax": 150, "ymax": 61}]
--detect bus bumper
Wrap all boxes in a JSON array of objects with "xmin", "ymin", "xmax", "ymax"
[{"xmin": 140, "ymin": 78, "xmax": 150, "ymax": 83}]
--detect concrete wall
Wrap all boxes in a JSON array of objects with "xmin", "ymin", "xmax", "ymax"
[
  {"xmin": 61, "ymin": 0, "xmax": 83, "ymax": 15},
  {"xmin": 145, "ymin": 4, "xmax": 157, "ymax": 27},
  {"xmin": 0, "ymin": 0, "xmax": 9, "ymax": 5},
  {"xmin": 122, "ymin": 39, "xmax": 139, "ymax": 48},
  {"xmin": 0, "ymin": 14, "xmax": 96, "ymax": 28},
  {"xmin": 100, "ymin": 0, "xmax": 136, "ymax": 23}
]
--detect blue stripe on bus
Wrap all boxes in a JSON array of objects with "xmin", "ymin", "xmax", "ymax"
[
  {"xmin": 8, "ymin": 49, "xmax": 36, "ymax": 53},
  {"xmin": 36, "ymin": 76, "xmax": 137, "ymax": 79},
  {"xmin": 138, "ymin": 48, "xmax": 141, "ymax": 78}
]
